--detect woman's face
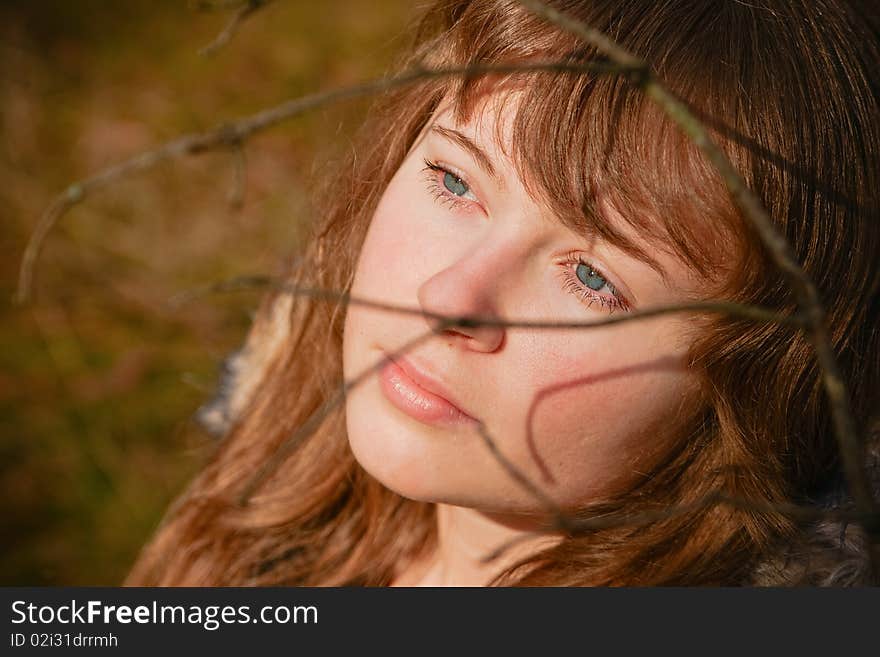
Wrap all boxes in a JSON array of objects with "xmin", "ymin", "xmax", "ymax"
[{"xmin": 343, "ymin": 91, "xmax": 707, "ymax": 517}]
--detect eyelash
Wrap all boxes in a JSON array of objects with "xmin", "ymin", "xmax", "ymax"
[
  {"xmin": 558, "ymin": 251, "xmax": 631, "ymax": 314},
  {"xmin": 421, "ymin": 159, "xmax": 477, "ymax": 213},
  {"xmin": 420, "ymin": 159, "xmax": 630, "ymax": 314}
]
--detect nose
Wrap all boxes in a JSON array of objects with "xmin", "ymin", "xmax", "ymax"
[{"xmin": 416, "ymin": 245, "xmax": 507, "ymax": 353}]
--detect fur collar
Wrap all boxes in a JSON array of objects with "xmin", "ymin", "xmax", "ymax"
[{"xmin": 748, "ymin": 437, "xmax": 879, "ymax": 586}]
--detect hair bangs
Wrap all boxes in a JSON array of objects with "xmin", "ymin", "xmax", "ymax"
[{"xmin": 420, "ymin": 2, "xmax": 747, "ymax": 294}]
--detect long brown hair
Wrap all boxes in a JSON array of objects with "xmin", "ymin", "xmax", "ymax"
[{"xmin": 127, "ymin": 0, "xmax": 880, "ymax": 586}]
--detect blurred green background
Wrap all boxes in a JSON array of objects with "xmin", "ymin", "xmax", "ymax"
[{"xmin": 0, "ymin": 0, "xmax": 413, "ymax": 585}]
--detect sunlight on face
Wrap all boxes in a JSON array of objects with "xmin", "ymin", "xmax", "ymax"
[{"xmin": 342, "ymin": 90, "xmax": 709, "ymax": 517}]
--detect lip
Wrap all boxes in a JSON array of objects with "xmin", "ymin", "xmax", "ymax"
[{"xmin": 379, "ymin": 353, "xmax": 477, "ymax": 427}]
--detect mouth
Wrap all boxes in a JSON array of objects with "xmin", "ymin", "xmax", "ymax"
[{"xmin": 378, "ymin": 353, "xmax": 478, "ymax": 428}]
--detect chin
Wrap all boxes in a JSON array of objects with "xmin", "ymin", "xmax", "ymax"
[
  {"xmin": 348, "ymin": 439, "xmax": 443, "ymax": 504},
  {"xmin": 342, "ymin": 375, "xmax": 545, "ymax": 512},
  {"xmin": 344, "ymin": 388, "xmax": 444, "ymax": 503}
]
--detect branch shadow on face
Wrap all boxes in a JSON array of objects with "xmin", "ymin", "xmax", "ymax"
[{"xmin": 523, "ymin": 353, "xmax": 695, "ymax": 488}]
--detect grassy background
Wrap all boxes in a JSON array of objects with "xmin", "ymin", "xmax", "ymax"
[{"xmin": 0, "ymin": 0, "xmax": 414, "ymax": 585}]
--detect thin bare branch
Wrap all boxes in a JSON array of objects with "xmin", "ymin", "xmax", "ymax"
[
  {"xmin": 15, "ymin": 59, "xmax": 633, "ymax": 305},
  {"xmin": 236, "ymin": 322, "xmax": 455, "ymax": 505},
  {"xmin": 198, "ymin": 0, "xmax": 274, "ymax": 57},
  {"xmin": 517, "ymin": 0, "xmax": 879, "ymax": 583},
  {"xmin": 183, "ymin": 274, "xmax": 803, "ymax": 516},
  {"xmin": 167, "ymin": 275, "xmax": 808, "ymax": 330},
  {"xmin": 166, "ymin": 274, "xmax": 274, "ymax": 308}
]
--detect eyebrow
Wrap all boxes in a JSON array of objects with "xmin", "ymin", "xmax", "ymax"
[
  {"xmin": 578, "ymin": 199, "xmax": 675, "ymax": 290},
  {"xmin": 602, "ymin": 222, "xmax": 673, "ymax": 288},
  {"xmin": 429, "ymin": 125, "xmax": 505, "ymax": 190},
  {"xmin": 617, "ymin": 240, "xmax": 673, "ymax": 289}
]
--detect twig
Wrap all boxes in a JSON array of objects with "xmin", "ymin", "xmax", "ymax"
[
  {"xmin": 170, "ymin": 275, "xmax": 809, "ymax": 514},
  {"xmin": 198, "ymin": 0, "xmax": 274, "ymax": 57},
  {"xmin": 179, "ymin": 275, "xmax": 804, "ymax": 510},
  {"xmin": 236, "ymin": 322, "xmax": 455, "ymax": 505},
  {"xmin": 516, "ymin": 0, "xmax": 879, "ymax": 578},
  {"xmin": 15, "ymin": 59, "xmax": 634, "ymax": 305},
  {"xmin": 166, "ymin": 274, "xmax": 274, "ymax": 308},
  {"xmin": 167, "ymin": 274, "xmax": 807, "ymax": 330}
]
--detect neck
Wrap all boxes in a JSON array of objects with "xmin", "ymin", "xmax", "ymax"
[{"xmin": 393, "ymin": 503, "xmax": 562, "ymax": 586}]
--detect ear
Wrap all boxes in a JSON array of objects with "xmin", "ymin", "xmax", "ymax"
[{"xmin": 195, "ymin": 292, "xmax": 295, "ymax": 437}]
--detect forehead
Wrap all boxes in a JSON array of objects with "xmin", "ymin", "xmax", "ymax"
[
  {"xmin": 424, "ymin": 89, "xmax": 721, "ymax": 298},
  {"xmin": 431, "ymin": 87, "xmax": 519, "ymax": 164}
]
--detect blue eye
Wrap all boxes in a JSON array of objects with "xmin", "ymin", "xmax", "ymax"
[
  {"xmin": 421, "ymin": 158, "xmax": 479, "ymax": 212},
  {"xmin": 558, "ymin": 251, "xmax": 630, "ymax": 313},
  {"xmin": 443, "ymin": 171, "xmax": 470, "ymax": 197},
  {"xmin": 576, "ymin": 262, "xmax": 608, "ymax": 292}
]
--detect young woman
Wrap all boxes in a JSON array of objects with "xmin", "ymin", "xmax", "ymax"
[{"xmin": 127, "ymin": 0, "xmax": 880, "ymax": 586}]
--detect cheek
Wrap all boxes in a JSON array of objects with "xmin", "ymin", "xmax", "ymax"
[
  {"xmin": 344, "ymin": 179, "xmax": 421, "ymax": 369},
  {"xmin": 350, "ymin": 174, "xmax": 432, "ymax": 299},
  {"xmin": 350, "ymin": 216, "xmax": 405, "ymax": 297},
  {"xmin": 517, "ymin": 326, "xmax": 698, "ymax": 500}
]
